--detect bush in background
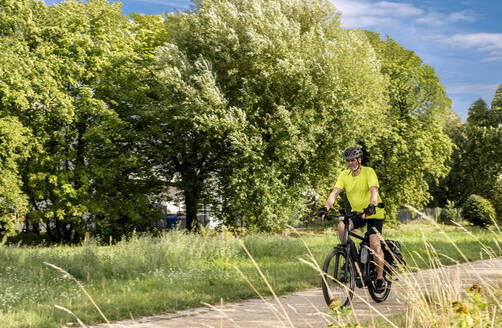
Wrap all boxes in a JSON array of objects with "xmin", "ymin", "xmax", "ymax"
[
  {"xmin": 443, "ymin": 200, "xmax": 459, "ymax": 224},
  {"xmin": 461, "ymin": 194, "xmax": 496, "ymax": 228}
]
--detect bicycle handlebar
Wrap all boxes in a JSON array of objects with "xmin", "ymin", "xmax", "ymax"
[
  {"xmin": 323, "ymin": 203, "xmax": 384, "ymax": 221},
  {"xmin": 324, "ymin": 212, "xmax": 362, "ymax": 221}
]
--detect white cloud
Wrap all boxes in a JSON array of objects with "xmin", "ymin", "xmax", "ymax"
[
  {"xmin": 446, "ymin": 33, "xmax": 502, "ymax": 60},
  {"xmin": 448, "ymin": 33, "xmax": 502, "ymax": 50},
  {"xmin": 332, "ymin": 0, "xmax": 479, "ymax": 29},
  {"xmin": 447, "ymin": 83, "xmax": 499, "ymax": 95},
  {"xmin": 333, "ymin": 0, "xmax": 422, "ymax": 17},
  {"xmin": 341, "ymin": 16, "xmax": 400, "ymax": 29},
  {"xmin": 374, "ymin": 1, "xmax": 423, "ymax": 16},
  {"xmin": 332, "ymin": 0, "xmax": 423, "ymax": 28},
  {"xmin": 417, "ymin": 10, "xmax": 478, "ymax": 26},
  {"xmin": 130, "ymin": 0, "xmax": 191, "ymax": 7}
]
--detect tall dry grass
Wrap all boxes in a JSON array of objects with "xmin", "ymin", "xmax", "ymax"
[{"xmin": 2, "ymin": 210, "xmax": 501, "ymax": 327}]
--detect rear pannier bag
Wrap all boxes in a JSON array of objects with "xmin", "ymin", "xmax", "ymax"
[{"xmin": 381, "ymin": 240, "xmax": 406, "ymax": 272}]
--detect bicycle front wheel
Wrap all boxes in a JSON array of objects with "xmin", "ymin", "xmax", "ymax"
[{"xmin": 321, "ymin": 247, "xmax": 355, "ymax": 308}]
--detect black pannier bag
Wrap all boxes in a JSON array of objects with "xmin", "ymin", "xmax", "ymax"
[{"xmin": 381, "ymin": 240, "xmax": 406, "ymax": 272}]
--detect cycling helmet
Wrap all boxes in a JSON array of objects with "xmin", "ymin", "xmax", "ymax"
[{"xmin": 343, "ymin": 147, "xmax": 363, "ymax": 160}]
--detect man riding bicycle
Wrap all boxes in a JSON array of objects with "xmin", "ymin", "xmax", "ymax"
[{"xmin": 319, "ymin": 146, "xmax": 387, "ymax": 293}]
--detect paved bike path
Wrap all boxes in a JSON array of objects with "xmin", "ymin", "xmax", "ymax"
[{"xmin": 93, "ymin": 258, "xmax": 502, "ymax": 327}]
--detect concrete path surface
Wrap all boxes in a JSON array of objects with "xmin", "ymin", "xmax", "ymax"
[{"xmin": 93, "ymin": 258, "xmax": 502, "ymax": 328}]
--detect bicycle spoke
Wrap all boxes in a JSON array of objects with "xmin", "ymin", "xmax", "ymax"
[{"xmin": 322, "ymin": 248, "xmax": 355, "ymax": 308}]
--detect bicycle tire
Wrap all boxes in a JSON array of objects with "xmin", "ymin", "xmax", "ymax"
[
  {"xmin": 367, "ymin": 261, "xmax": 391, "ymax": 302},
  {"xmin": 322, "ymin": 247, "xmax": 355, "ymax": 308}
]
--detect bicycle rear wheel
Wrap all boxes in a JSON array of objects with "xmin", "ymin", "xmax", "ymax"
[
  {"xmin": 322, "ymin": 248, "xmax": 355, "ymax": 308},
  {"xmin": 367, "ymin": 261, "xmax": 391, "ymax": 302}
]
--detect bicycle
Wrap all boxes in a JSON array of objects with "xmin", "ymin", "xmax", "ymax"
[{"xmin": 321, "ymin": 203, "xmax": 391, "ymax": 308}]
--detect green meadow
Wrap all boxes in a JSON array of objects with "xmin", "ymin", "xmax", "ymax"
[{"xmin": 1, "ymin": 220, "xmax": 501, "ymax": 327}]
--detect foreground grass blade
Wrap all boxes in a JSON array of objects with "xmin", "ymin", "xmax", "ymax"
[
  {"xmin": 44, "ymin": 262, "xmax": 110, "ymax": 325},
  {"xmin": 239, "ymin": 240, "xmax": 295, "ymax": 328}
]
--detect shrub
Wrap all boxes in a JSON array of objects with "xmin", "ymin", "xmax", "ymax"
[
  {"xmin": 461, "ymin": 194, "xmax": 496, "ymax": 228},
  {"xmin": 489, "ymin": 172, "xmax": 502, "ymax": 221},
  {"xmin": 443, "ymin": 200, "xmax": 459, "ymax": 224}
]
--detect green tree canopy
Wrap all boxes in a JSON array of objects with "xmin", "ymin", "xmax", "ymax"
[
  {"xmin": 1, "ymin": 0, "xmax": 165, "ymax": 241},
  {"xmin": 0, "ymin": 0, "xmax": 461, "ymax": 238},
  {"xmin": 153, "ymin": 0, "xmax": 388, "ymax": 231},
  {"xmin": 0, "ymin": 117, "xmax": 31, "ymax": 237},
  {"xmin": 444, "ymin": 88, "xmax": 502, "ymax": 219},
  {"xmin": 467, "ymin": 98, "xmax": 492, "ymax": 127},
  {"xmin": 364, "ymin": 31, "xmax": 453, "ymax": 220},
  {"xmin": 491, "ymin": 84, "xmax": 502, "ymax": 109}
]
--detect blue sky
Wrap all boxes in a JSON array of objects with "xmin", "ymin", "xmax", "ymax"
[{"xmin": 44, "ymin": 0, "xmax": 502, "ymax": 122}]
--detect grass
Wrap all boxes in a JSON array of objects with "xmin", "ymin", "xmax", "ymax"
[
  {"xmin": 337, "ymin": 211, "xmax": 502, "ymax": 328},
  {"xmin": 1, "ymin": 219, "xmax": 502, "ymax": 327},
  {"xmin": 369, "ymin": 282, "xmax": 502, "ymax": 328}
]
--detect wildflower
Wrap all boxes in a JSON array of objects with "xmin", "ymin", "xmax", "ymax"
[
  {"xmin": 469, "ymin": 283, "xmax": 482, "ymax": 294},
  {"xmin": 452, "ymin": 301, "xmax": 469, "ymax": 315},
  {"xmin": 457, "ymin": 304, "xmax": 469, "ymax": 314},
  {"xmin": 329, "ymin": 298, "xmax": 340, "ymax": 310}
]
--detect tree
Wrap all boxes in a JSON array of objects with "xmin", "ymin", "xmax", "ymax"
[
  {"xmin": 427, "ymin": 107, "xmax": 464, "ymax": 207},
  {"xmin": 153, "ymin": 0, "xmax": 388, "ymax": 231},
  {"xmin": 443, "ymin": 105, "xmax": 463, "ymax": 137},
  {"xmin": 0, "ymin": 0, "xmax": 56, "ymax": 237},
  {"xmin": 1, "ymin": 0, "xmax": 164, "ymax": 242},
  {"xmin": 489, "ymin": 172, "xmax": 502, "ymax": 220},
  {"xmin": 491, "ymin": 84, "xmax": 502, "ymax": 110},
  {"xmin": 467, "ymin": 98, "xmax": 492, "ymax": 127},
  {"xmin": 364, "ymin": 32, "xmax": 453, "ymax": 220},
  {"xmin": 0, "ymin": 117, "xmax": 31, "ymax": 238},
  {"xmin": 451, "ymin": 91, "xmax": 502, "ymax": 217}
]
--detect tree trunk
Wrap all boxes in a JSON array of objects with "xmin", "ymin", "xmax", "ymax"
[{"xmin": 184, "ymin": 187, "xmax": 200, "ymax": 232}]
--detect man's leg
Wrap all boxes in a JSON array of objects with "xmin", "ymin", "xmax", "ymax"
[
  {"xmin": 337, "ymin": 220, "xmax": 354, "ymax": 243},
  {"xmin": 368, "ymin": 220, "xmax": 386, "ymax": 293},
  {"xmin": 369, "ymin": 233, "xmax": 384, "ymax": 279}
]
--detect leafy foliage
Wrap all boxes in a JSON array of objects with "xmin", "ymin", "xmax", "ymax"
[
  {"xmin": 443, "ymin": 200, "xmax": 459, "ymax": 223},
  {"xmin": 154, "ymin": 0, "xmax": 387, "ymax": 231},
  {"xmin": 467, "ymin": 99, "xmax": 491, "ymax": 127},
  {"xmin": 0, "ymin": 0, "xmax": 162, "ymax": 242},
  {"xmin": 364, "ymin": 32, "xmax": 453, "ymax": 221},
  {"xmin": 0, "ymin": 117, "xmax": 31, "ymax": 237},
  {"xmin": 0, "ymin": 0, "xmax": 458, "ymax": 239},
  {"xmin": 491, "ymin": 84, "xmax": 502, "ymax": 110},
  {"xmin": 443, "ymin": 90, "xmax": 502, "ymax": 218},
  {"xmin": 461, "ymin": 194, "xmax": 496, "ymax": 228}
]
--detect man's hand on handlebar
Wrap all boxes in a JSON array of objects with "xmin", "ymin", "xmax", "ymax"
[
  {"xmin": 363, "ymin": 203, "xmax": 376, "ymax": 218},
  {"xmin": 318, "ymin": 206, "xmax": 329, "ymax": 221}
]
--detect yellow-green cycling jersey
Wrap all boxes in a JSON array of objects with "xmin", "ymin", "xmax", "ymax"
[{"xmin": 334, "ymin": 166, "xmax": 384, "ymax": 219}]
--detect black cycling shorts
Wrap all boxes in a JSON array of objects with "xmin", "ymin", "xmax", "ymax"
[{"xmin": 351, "ymin": 217, "xmax": 383, "ymax": 235}]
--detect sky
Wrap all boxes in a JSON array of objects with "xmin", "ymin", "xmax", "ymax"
[{"xmin": 43, "ymin": 0, "xmax": 502, "ymax": 122}]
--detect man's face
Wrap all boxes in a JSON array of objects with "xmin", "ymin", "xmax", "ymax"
[{"xmin": 345, "ymin": 158, "xmax": 360, "ymax": 171}]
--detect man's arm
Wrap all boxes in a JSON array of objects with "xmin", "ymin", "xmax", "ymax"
[
  {"xmin": 325, "ymin": 187, "xmax": 343, "ymax": 210},
  {"xmin": 369, "ymin": 186, "xmax": 378, "ymax": 205},
  {"xmin": 318, "ymin": 187, "xmax": 342, "ymax": 220},
  {"xmin": 318, "ymin": 187, "xmax": 343, "ymax": 220},
  {"xmin": 362, "ymin": 186, "xmax": 379, "ymax": 218}
]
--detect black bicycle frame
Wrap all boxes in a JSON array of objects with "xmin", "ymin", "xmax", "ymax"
[{"xmin": 339, "ymin": 214, "xmax": 372, "ymax": 286}]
